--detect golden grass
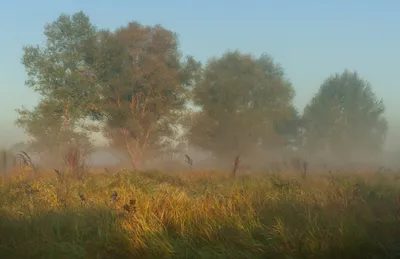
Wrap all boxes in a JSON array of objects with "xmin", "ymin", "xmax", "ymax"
[{"xmin": 1, "ymin": 169, "xmax": 400, "ymax": 258}]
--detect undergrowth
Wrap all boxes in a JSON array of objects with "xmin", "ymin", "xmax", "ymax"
[{"xmin": 1, "ymin": 170, "xmax": 400, "ymax": 258}]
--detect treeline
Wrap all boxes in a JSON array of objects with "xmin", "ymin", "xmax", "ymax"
[{"xmin": 15, "ymin": 11, "xmax": 387, "ymax": 169}]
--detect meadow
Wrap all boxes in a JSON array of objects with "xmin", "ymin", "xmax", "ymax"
[{"xmin": 1, "ymin": 163, "xmax": 400, "ymax": 259}]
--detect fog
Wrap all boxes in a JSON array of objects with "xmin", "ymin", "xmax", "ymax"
[{"xmin": 1, "ymin": 7, "xmax": 400, "ymax": 175}]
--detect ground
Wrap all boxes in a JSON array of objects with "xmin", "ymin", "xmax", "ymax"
[{"xmin": 1, "ymin": 169, "xmax": 400, "ymax": 258}]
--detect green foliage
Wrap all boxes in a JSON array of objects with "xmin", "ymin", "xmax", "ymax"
[
  {"xmin": 303, "ymin": 70, "xmax": 387, "ymax": 157},
  {"xmin": 83, "ymin": 23, "xmax": 200, "ymax": 167},
  {"xmin": 17, "ymin": 11, "xmax": 97, "ymax": 153},
  {"xmin": 22, "ymin": 11, "xmax": 98, "ymax": 118},
  {"xmin": 189, "ymin": 51, "xmax": 297, "ymax": 159},
  {"xmin": 16, "ymin": 99, "xmax": 91, "ymax": 154},
  {"xmin": 17, "ymin": 12, "xmax": 201, "ymax": 168}
]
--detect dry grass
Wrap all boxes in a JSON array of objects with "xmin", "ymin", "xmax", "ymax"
[{"xmin": 1, "ymin": 168, "xmax": 400, "ymax": 258}]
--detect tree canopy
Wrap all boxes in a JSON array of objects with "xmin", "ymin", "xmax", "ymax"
[
  {"xmin": 303, "ymin": 70, "xmax": 387, "ymax": 158},
  {"xmin": 17, "ymin": 12, "xmax": 200, "ymax": 169},
  {"xmin": 83, "ymin": 22, "xmax": 200, "ymax": 168},
  {"xmin": 188, "ymin": 51, "xmax": 297, "ymax": 160},
  {"xmin": 17, "ymin": 12, "xmax": 97, "ymax": 157}
]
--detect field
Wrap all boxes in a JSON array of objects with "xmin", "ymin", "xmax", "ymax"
[{"xmin": 1, "ymin": 168, "xmax": 400, "ymax": 259}]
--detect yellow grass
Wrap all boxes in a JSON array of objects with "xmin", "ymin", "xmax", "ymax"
[{"xmin": 1, "ymin": 169, "xmax": 400, "ymax": 258}]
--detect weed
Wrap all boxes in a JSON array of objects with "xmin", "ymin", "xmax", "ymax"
[
  {"xmin": 232, "ymin": 155, "xmax": 240, "ymax": 178},
  {"xmin": 184, "ymin": 154, "xmax": 194, "ymax": 171},
  {"xmin": 62, "ymin": 147, "xmax": 87, "ymax": 180}
]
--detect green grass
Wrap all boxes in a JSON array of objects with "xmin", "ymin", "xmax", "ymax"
[{"xmin": 1, "ymin": 169, "xmax": 400, "ymax": 258}]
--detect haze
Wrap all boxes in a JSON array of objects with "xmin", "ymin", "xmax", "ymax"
[{"xmin": 1, "ymin": 0, "xmax": 399, "ymax": 152}]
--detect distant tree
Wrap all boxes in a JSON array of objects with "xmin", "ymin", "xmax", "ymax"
[
  {"xmin": 188, "ymin": 51, "xmax": 297, "ymax": 161},
  {"xmin": 274, "ymin": 106, "xmax": 305, "ymax": 149},
  {"xmin": 303, "ymin": 70, "xmax": 387, "ymax": 157},
  {"xmin": 16, "ymin": 11, "xmax": 97, "ymax": 158}
]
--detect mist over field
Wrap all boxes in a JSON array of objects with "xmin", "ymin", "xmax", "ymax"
[{"xmin": 0, "ymin": 10, "xmax": 395, "ymax": 174}]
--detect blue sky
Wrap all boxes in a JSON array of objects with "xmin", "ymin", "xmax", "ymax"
[{"xmin": 1, "ymin": 0, "xmax": 400, "ymax": 149}]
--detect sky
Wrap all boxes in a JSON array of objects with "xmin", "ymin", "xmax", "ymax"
[{"xmin": 0, "ymin": 0, "xmax": 400, "ymax": 149}]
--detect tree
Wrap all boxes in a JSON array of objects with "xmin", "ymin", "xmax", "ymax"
[
  {"xmin": 17, "ymin": 11, "xmax": 97, "ymax": 158},
  {"xmin": 16, "ymin": 99, "xmax": 92, "ymax": 156},
  {"xmin": 84, "ymin": 23, "xmax": 200, "ymax": 169},
  {"xmin": 274, "ymin": 106, "xmax": 305, "ymax": 149},
  {"xmin": 303, "ymin": 70, "xmax": 387, "ymax": 158},
  {"xmin": 188, "ymin": 51, "xmax": 297, "ymax": 161},
  {"xmin": 17, "ymin": 12, "xmax": 200, "ymax": 169}
]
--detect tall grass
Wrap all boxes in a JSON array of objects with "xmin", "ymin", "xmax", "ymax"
[{"xmin": 1, "ymin": 169, "xmax": 400, "ymax": 258}]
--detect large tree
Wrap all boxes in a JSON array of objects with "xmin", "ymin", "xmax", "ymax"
[
  {"xmin": 303, "ymin": 70, "xmax": 387, "ymax": 157},
  {"xmin": 17, "ymin": 12, "xmax": 200, "ymax": 169},
  {"xmin": 84, "ymin": 23, "xmax": 200, "ymax": 169},
  {"xmin": 188, "ymin": 51, "xmax": 297, "ymax": 161},
  {"xmin": 17, "ymin": 11, "xmax": 97, "ymax": 159}
]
